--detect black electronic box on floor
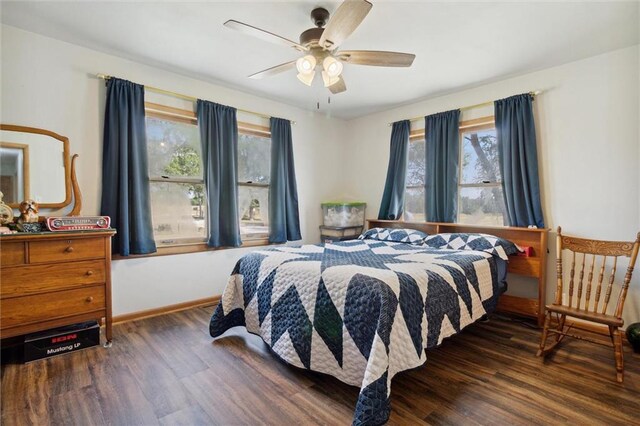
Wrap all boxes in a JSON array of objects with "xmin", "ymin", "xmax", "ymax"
[{"xmin": 24, "ymin": 322, "xmax": 100, "ymax": 362}]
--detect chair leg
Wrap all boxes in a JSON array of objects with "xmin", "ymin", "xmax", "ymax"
[
  {"xmin": 555, "ymin": 314, "xmax": 566, "ymax": 343},
  {"xmin": 536, "ymin": 312, "xmax": 552, "ymax": 357},
  {"xmin": 611, "ymin": 326, "xmax": 624, "ymax": 383}
]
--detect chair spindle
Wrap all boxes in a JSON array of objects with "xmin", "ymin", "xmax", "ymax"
[
  {"xmin": 601, "ymin": 257, "xmax": 617, "ymax": 315},
  {"xmin": 577, "ymin": 253, "xmax": 586, "ymax": 309},
  {"xmin": 585, "ymin": 254, "xmax": 596, "ymax": 312},
  {"xmin": 568, "ymin": 251, "xmax": 576, "ymax": 307},
  {"xmin": 593, "ymin": 256, "xmax": 606, "ymax": 313},
  {"xmin": 615, "ymin": 261, "xmax": 637, "ymax": 319}
]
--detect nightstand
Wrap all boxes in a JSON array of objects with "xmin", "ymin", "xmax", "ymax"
[{"xmin": 319, "ymin": 225, "xmax": 364, "ymax": 243}]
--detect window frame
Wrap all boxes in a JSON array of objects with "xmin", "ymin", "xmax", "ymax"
[
  {"xmin": 127, "ymin": 102, "xmax": 273, "ymax": 259},
  {"xmin": 403, "ymin": 116, "xmax": 507, "ymax": 226},
  {"xmin": 404, "ymin": 131, "xmax": 426, "ymax": 221},
  {"xmin": 456, "ymin": 116, "xmax": 506, "ymax": 225},
  {"xmin": 237, "ymin": 123, "xmax": 272, "ymax": 242},
  {"xmin": 146, "ymin": 103, "xmax": 206, "ymax": 246}
]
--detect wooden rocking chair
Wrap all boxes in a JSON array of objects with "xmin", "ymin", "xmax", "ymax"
[{"xmin": 537, "ymin": 227, "xmax": 640, "ymax": 382}]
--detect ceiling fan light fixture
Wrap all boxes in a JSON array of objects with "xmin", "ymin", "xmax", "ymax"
[
  {"xmin": 297, "ymin": 71, "xmax": 315, "ymax": 86},
  {"xmin": 321, "ymin": 71, "xmax": 340, "ymax": 87},
  {"xmin": 323, "ymin": 56, "xmax": 343, "ymax": 78},
  {"xmin": 296, "ymin": 55, "xmax": 316, "ymax": 74}
]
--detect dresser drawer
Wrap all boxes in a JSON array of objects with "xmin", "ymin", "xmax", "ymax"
[
  {"xmin": 1, "ymin": 242, "xmax": 25, "ymax": 266},
  {"xmin": 29, "ymin": 237, "xmax": 105, "ymax": 263},
  {"xmin": 1, "ymin": 285, "xmax": 105, "ymax": 328},
  {"xmin": 1, "ymin": 260, "xmax": 106, "ymax": 298}
]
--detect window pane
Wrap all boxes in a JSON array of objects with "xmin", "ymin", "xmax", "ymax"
[
  {"xmin": 461, "ymin": 128, "xmax": 500, "ymax": 184},
  {"xmin": 239, "ymin": 185, "xmax": 269, "ymax": 239},
  {"xmin": 458, "ymin": 186, "xmax": 506, "ymax": 226},
  {"xmin": 238, "ymin": 133, "xmax": 270, "ymax": 184},
  {"xmin": 146, "ymin": 117, "xmax": 202, "ymax": 178},
  {"xmin": 406, "ymin": 139, "xmax": 425, "ymax": 186},
  {"xmin": 404, "ymin": 187, "xmax": 425, "ymax": 222},
  {"xmin": 150, "ymin": 181, "xmax": 206, "ymax": 243}
]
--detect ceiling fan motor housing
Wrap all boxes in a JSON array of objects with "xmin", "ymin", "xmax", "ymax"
[
  {"xmin": 299, "ymin": 7, "xmax": 329, "ymax": 46},
  {"xmin": 300, "ymin": 27, "xmax": 324, "ymax": 47}
]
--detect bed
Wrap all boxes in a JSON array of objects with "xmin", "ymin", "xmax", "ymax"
[{"xmin": 209, "ymin": 221, "xmax": 547, "ymax": 425}]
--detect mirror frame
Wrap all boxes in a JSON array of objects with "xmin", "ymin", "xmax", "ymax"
[{"xmin": 0, "ymin": 124, "xmax": 72, "ymax": 209}]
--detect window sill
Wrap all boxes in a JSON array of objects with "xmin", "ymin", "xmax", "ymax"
[{"xmin": 113, "ymin": 238, "xmax": 272, "ymax": 260}]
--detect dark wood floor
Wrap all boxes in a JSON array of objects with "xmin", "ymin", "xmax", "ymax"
[{"xmin": 2, "ymin": 307, "xmax": 639, "ymax": 425}]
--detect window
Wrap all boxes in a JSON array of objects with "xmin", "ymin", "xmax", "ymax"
[
  {"xmin": 146, "ymin": 105, "xmax": 206, "ymax": 246},
  {"xmin": 404, "ymin": 137, "xmax": 426, "ymax": 221},
  {"xmin": 145, "ymin": 103, "xmax": 272, "ymax": 247},
  {"xmin": 458, "ymin": 120, "xmax": 507, "ymax": 226},
  {"xmin": 403, "ymin": 117, "xmax": 507, "ymax": 226},
  {"xmin": 238, "ymin": 125, "xmax": 271, "ymax": 240}
]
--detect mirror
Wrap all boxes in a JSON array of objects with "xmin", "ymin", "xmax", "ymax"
[
  {"xmin": 0, "ymin": 125, "xmax": 72, "ymax": 209},
  {"xmin": 0, "ymin": 143, "xmax": 29, "ymax": 204}
]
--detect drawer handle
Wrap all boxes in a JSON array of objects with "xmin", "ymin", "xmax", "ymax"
[
  {"xmin": 65, "ymin": 246, "xmax": 74, "ymax": 253},
  {"xmin": 85, "ymin": 270, "xmax": 94, "ymax": 276},
  {"xmin": 85, "ymin": 296, "xmax": 94, "ymax": 303}
]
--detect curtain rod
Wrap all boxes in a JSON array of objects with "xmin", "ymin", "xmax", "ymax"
[
  {"xmin": 387, "ymin": 90, "xmax": 542, "ymax": 126},
  {"xmin": 96, "ymin": 74, "xmax": 296, "ymax": 125}
]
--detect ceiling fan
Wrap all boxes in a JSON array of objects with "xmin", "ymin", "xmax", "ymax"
[{"xmin": 224, "ymin": 0, "xmax": 416, "ymax": 94}]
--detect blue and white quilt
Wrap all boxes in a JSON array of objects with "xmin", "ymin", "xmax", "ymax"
[{"xmin": 210, "ymin": 239, "xmax": 504, "ymax": 425}]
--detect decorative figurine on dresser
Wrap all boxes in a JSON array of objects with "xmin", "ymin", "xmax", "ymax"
[
  {"xmin": 0, "ymin": 191, "xmax": 14, "ymax": 234},
  {"xmin": 0, "ymin": 124, "xmax": 116, "ymax": 353}
]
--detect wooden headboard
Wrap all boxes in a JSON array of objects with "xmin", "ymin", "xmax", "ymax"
[{"xmin": 367, "ymin": 219, "xmax": 549, "ymax": 326}]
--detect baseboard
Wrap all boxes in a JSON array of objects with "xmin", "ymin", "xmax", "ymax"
[{"xmin": 113, "ymin": 295, "xmax": 221, "ymax": 324}]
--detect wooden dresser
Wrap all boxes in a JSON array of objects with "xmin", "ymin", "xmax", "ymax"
[{"xmin": 0, "ymin": 230, "xmax": 116, "ymax": 344}]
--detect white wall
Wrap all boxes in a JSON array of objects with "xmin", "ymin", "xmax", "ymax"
[
  {"xmin": 341, "ymin": 45, "xmax": 640, "ymax": 325},
  {"xmin": 1, "ymin": 25, "xmax": 347, "ymax": 315}
]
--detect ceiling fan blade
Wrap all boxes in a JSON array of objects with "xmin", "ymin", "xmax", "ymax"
[
  {"xmin": 329, "ymin": 76, "xmax": 347, "ymax": 94},
  {"xmin": 248, "ymin": 61, "xmax": 297, "ymax": 79},
  {"xmin": 319, "ymin": 0, "xmax": 373, "ymax": 50},
  {"xmin": 224, "ymin": 20, "xmax": 308, "ymax": 52},
  {"xmin": 337, "ymin": 50, "xmax": 415, "ymax": 67}
]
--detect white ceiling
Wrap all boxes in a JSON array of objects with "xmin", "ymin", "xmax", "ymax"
[{"xmin": 2, "ymin": 1, "xmax": 638, "ymax": 119}]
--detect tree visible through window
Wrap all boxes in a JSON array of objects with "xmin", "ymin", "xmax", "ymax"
[
  {"xmin": 163, "ymin": 145, "xmax": 205, "ymax": 218},
  {"xmin": 458, "ymin": 123, "xmax": 507, "ymax": 226},
  {"xmin": 404, "ymin": 138, "xmax": 425, "ymax": 221}
]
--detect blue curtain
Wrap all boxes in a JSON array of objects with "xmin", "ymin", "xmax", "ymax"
[
  {"xmin": 269, "ymin": 117, "xmax": 301, "ymax": 243},
  {"xmin": 378, "ymin": 120, "xmax": 410, "ymax": 220},
  {"xmin": 425, "ymin": 109, "xmax": 460, "ymax": 223},
  {"xmin": 495, "ymin": 94, "xmax": 545, "ymax": 228},
  {"xmin": 197, "ymin": 99, "xmax": 241, "ymax": 247},
  {"xmin": 100, "ymin": 78, "xmax": 156, "ymax": 256}
]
